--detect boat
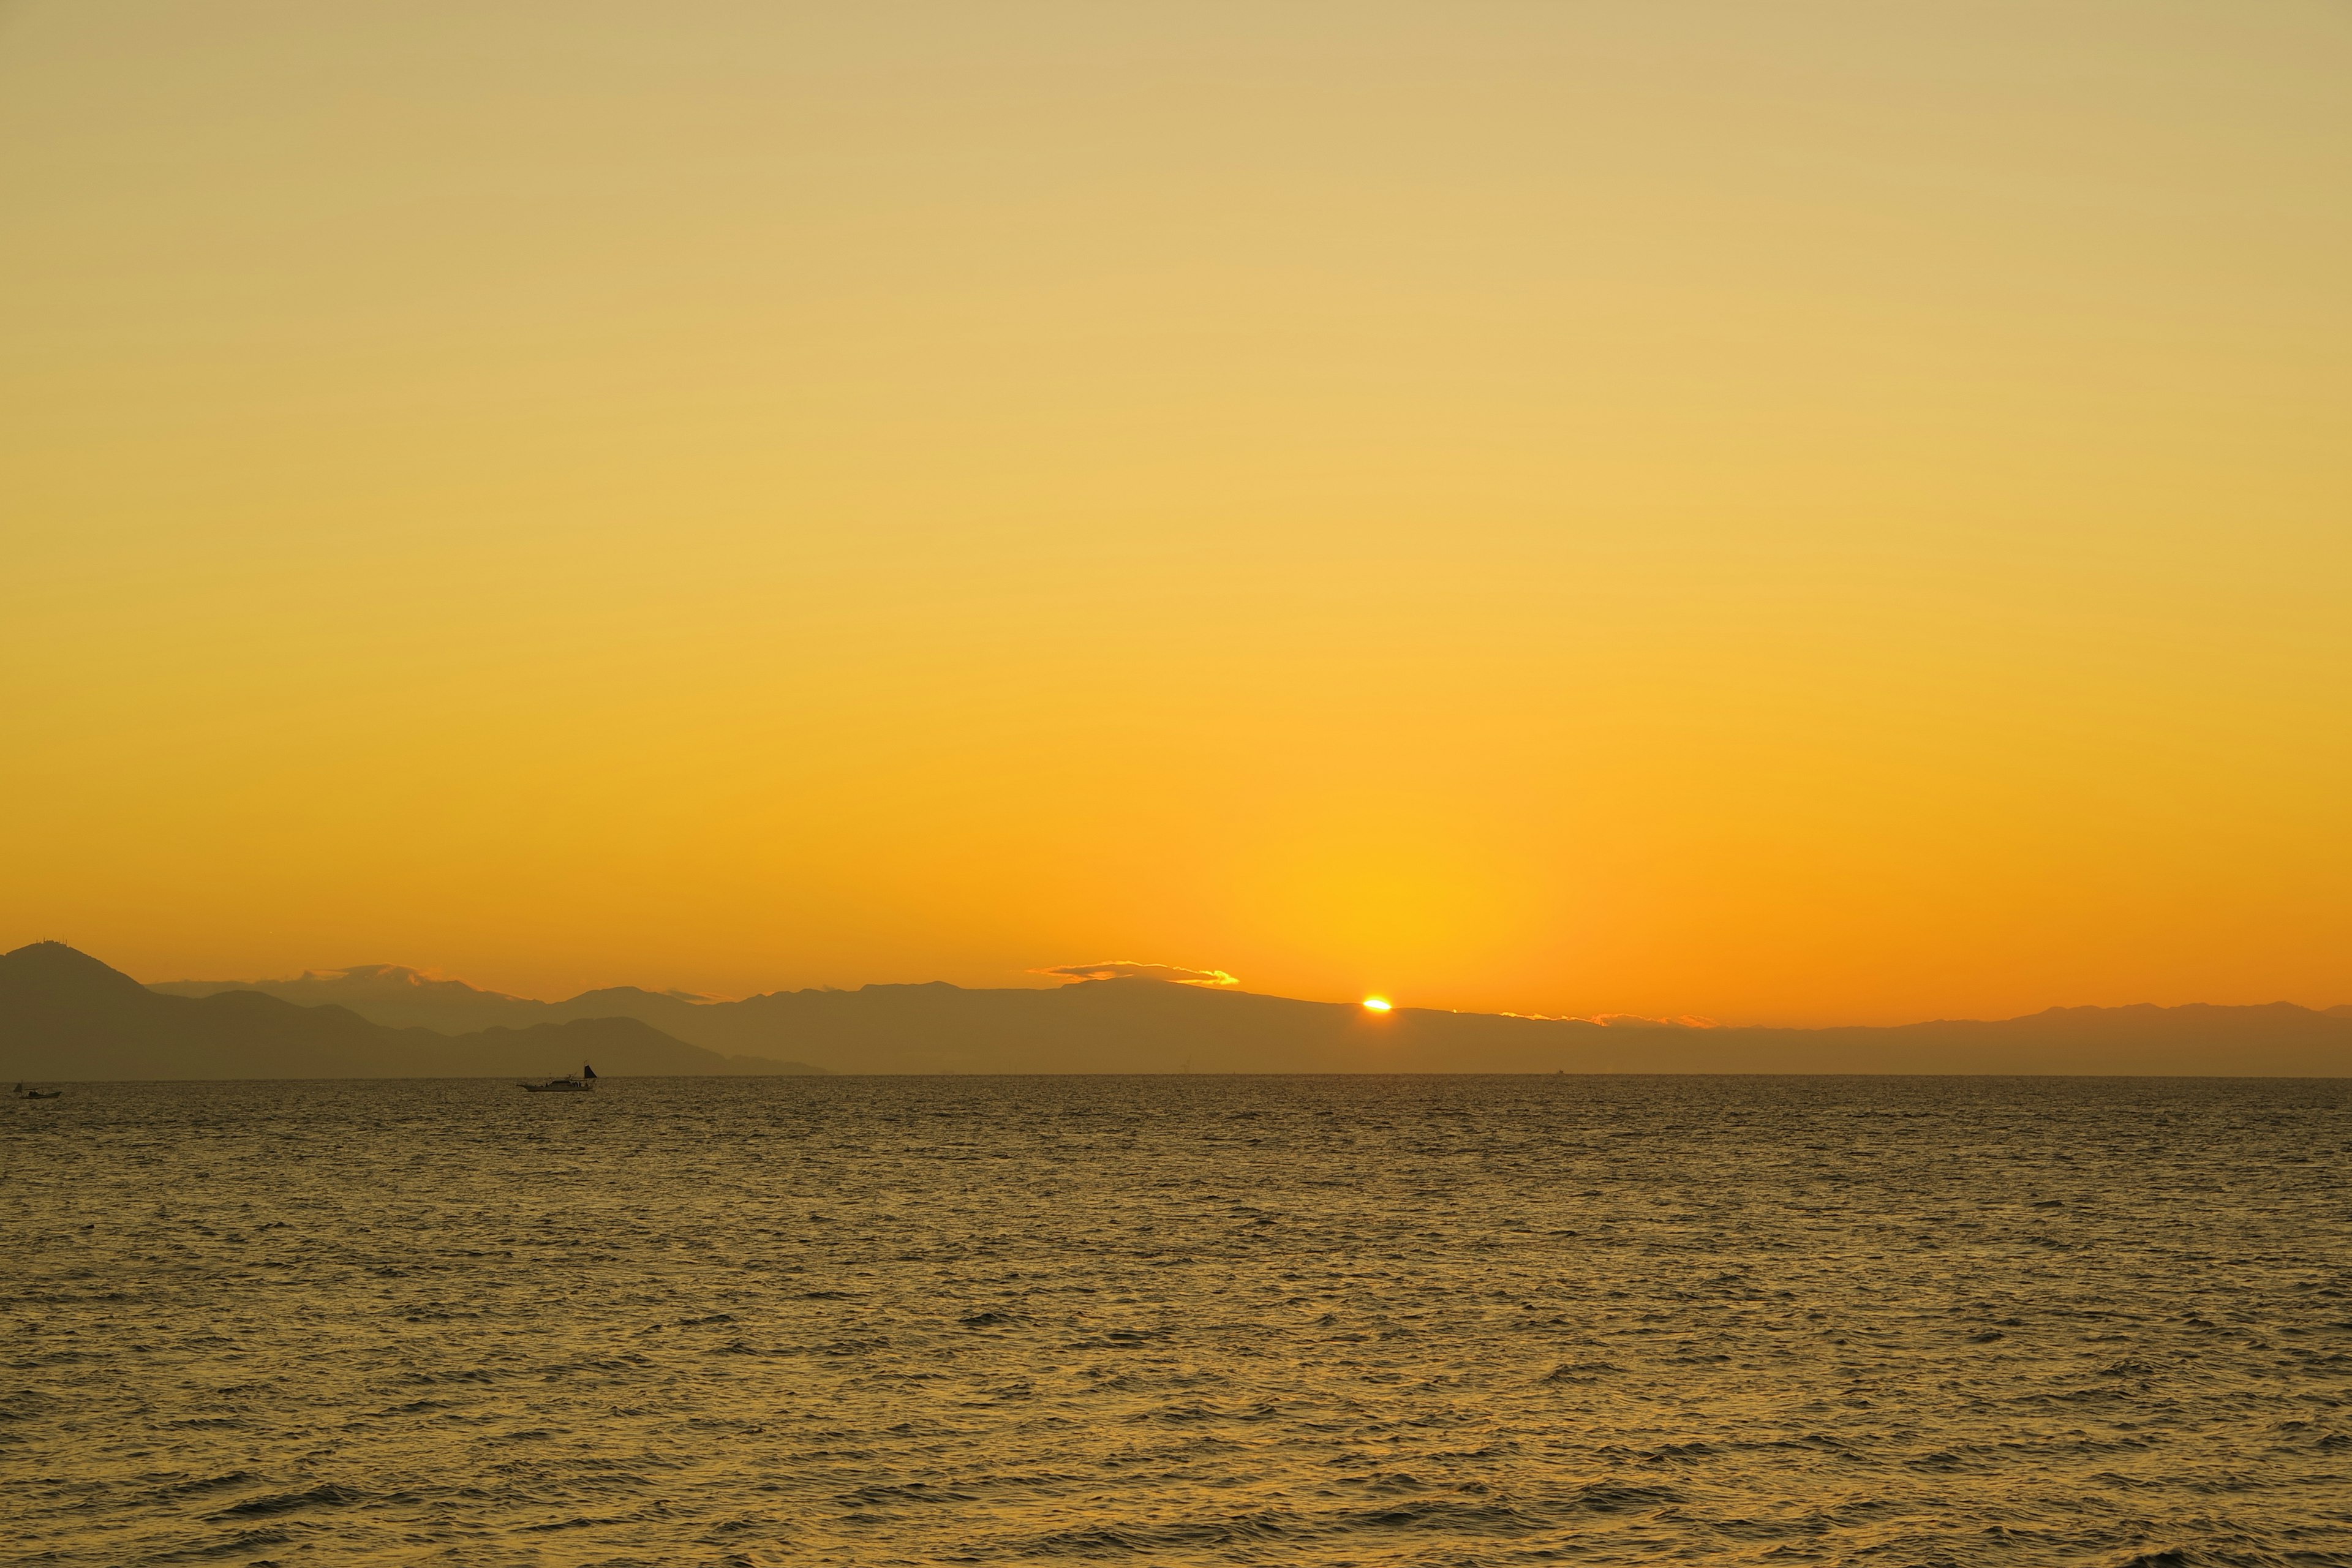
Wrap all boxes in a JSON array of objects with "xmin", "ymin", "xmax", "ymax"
[
  {"xmin": 521, "ymin": 1063, "xmax": 597, "ymax": 1093},
  {"xmin": 13, "ymin": 1083, "xmax": 61, "ymax": 1100}
]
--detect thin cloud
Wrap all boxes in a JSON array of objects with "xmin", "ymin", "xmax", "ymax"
[
  {"xmin": 1502, "ymin": 1011, "xmax": 1720, "ymax": 1029},
  {"xmin": 1037, "ymin": 960, "xmax": 1240, "ymax": 988}
]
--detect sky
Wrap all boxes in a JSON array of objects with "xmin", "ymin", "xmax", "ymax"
[{"xmin": 2, "ymin": 2, "xmax": 2348, "ymax": 1023}]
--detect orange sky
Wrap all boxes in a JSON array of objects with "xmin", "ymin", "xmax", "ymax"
[{"xmin": 3, "ymin": 4, "xmax": 2348, "ymax": 1023}]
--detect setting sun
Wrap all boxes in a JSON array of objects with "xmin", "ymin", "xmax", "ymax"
[{"xmin": 1362, "ymin": 997, "xmax": 1392, "ymax": 1012}]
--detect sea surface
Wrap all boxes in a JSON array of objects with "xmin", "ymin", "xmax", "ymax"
[{"xmin": 5, "ymin": 1075, "xmax": 2350, "ymax": 1567}]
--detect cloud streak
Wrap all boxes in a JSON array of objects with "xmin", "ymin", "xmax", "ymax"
[
  {"xmin": 1037, "ymin": 960, "xmax": 1240, "ymax": 988},
  {"xmin": 1501, "ymin": 1011, "xmax": 1721, "ymax": 1029}
]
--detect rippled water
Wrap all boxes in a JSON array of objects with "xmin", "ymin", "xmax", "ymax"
[{"xmin": 6, "ymin": 1076, "xmax": 2351, "ymax": 1566}]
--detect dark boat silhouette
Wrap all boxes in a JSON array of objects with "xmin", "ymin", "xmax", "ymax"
[
  {"xmin": 14, "ymin": 1082, "xmax": 61, "ymax": 1100},
  {"xmin": 521, "ymin": 1063, "xmax": 597, "ymax": 1093}
]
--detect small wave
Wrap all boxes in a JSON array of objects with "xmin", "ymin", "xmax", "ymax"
[
  {"xmin": 1342, "ymin": 1496, "xmax": 1549, "ymax": 1534},
  {"xmin": 1639, "ymin": 1441, "xmax": 1718, "ymax": 1463},
  {"xmin": 156, "ymin": 1526, "xmax": 293, "ymax": 1562},
  {"xmin": 1008, "ymin": 1511, "xmax": 1297, "ymax": 1555},
  {"xmin": 834, "ymin": 1482, "xmax": 978, "ymax": 1506},
  {"xmin": 0, "ymin": 1389, "xmax": 64, "ymax": 1421},
  {"xmin": 159, "ymin": 1471, "xmax": 261, "ymax": 1497},
  {"xmin": 209, "ymin": 1483, "xmax": 363, "ymax": 1520},
  {"xmin": 1539, "ymin": 1361, "xmax": 1622, "ymax": 1382},
  {"xmin": 1558, "ymin": 1481, "xmax": 1686, "ymax": 1513},
  {"xmin": 520, "ymin": 1513, "xmax": 635, "ymax": 1532}
]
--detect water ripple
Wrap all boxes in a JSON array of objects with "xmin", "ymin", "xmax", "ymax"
[{"xmin": 3, "ymin": 1074, "xmax": 2348, "ymax": 1564}]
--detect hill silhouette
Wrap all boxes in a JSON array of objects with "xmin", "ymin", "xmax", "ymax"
[
  {"xmin": 151, "ymin": 965, "xmax": 552, "ymax": 1032},
  {"xmin": 2, "ymin": 944, "xmax": 825, "ymax": 1080},
  {"xmin": 134, "ymin": 948, "xmax": 2352, "ymax": 1076}
]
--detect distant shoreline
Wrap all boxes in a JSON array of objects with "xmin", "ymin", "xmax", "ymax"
[{"xmin": 17, "ymin": 1070, "xmax": 2348, "ymax": 1084}]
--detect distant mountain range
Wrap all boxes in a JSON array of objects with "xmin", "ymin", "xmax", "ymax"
[
  {"xmin": 1, "ymin": 944, "xmax": 824, "ymax": 1082},
  {"xmin": 5, "ymin": 941, "xmax": 2345, "ymax": 1079},
  {"xmin": 153, "ymin": 965, "xmax": 742, "ymax": 1038}
]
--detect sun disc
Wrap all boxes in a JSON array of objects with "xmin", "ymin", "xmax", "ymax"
[{"xmin": 1362, "ymin": 997, "xmax": 1392, "ymax": 1012}]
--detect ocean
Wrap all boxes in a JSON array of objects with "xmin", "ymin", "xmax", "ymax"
[{"xmin": 6, "ymin": 1075, "xmax": 2348, "ymax": 1566}]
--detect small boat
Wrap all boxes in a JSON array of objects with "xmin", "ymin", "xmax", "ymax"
[
  {"xmin": 13, "ymin": 1083, "xmax": 61, "ymax": 1101},
  {"xmin": 521, "ymin": 1063, "xmax": 597, "ymax": 1093}
]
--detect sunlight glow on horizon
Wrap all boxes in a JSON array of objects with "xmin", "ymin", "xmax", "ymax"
[{"xmin": 1362, "ymin": 998, "xmax": 1393, "ymax": 1013}]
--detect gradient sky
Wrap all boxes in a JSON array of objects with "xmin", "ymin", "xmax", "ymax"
[{"xmin": 4, "ymin": 3, "xmax": 2347, "ymax": 1023}]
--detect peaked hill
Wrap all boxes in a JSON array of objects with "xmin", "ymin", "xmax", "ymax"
[{"xmin": 2, "ymin": 944, "xmax": 825, "ymax": 1081}]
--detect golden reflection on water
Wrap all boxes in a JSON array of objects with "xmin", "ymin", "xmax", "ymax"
[{"xmin": 6, "ymin": 1076, "xmax": 2350, "ymax": 1564}]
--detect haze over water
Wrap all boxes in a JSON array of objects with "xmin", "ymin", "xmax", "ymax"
[{"xmin": 9, "ymin": 1075, "xmax": 2350, "ymax": 1566}]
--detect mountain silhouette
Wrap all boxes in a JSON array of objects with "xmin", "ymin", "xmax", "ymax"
[
  {"xmin": 126, "ymin": 946, "xmax": 2352, "ymax": 1076},
  {"xmin": 2, "ymin": 944, "xmax": 825, "ymax": 1080},
  {"xmin": 153, "ymin": 968, "xmax": 774, "ymax": 1042},
  {"xmin": 151, "ymin": 964, "xmax": 551, "ymax": 1032}
]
